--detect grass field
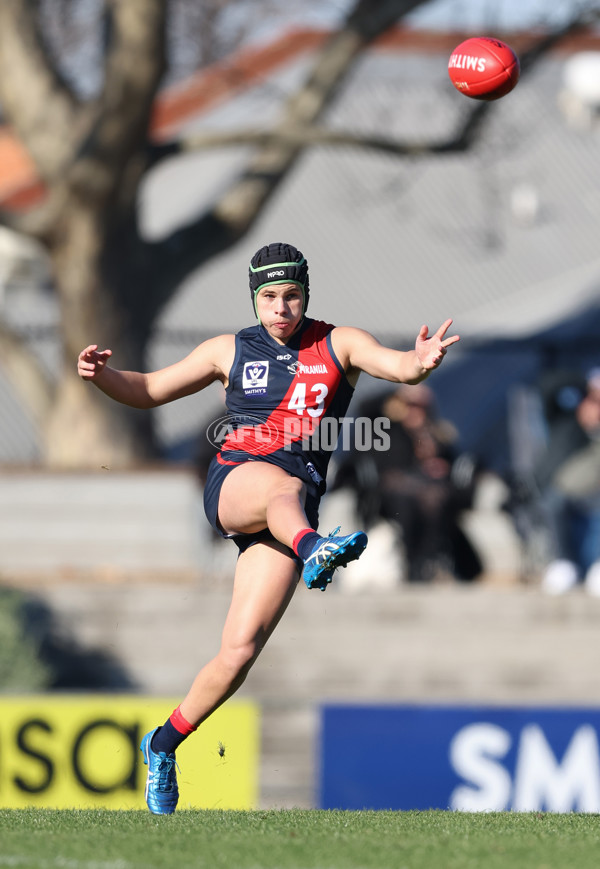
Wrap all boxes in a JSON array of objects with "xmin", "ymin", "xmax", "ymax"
[{"xmin": 1, "ymin": 809, "xmax": 600, "ymax": 869}]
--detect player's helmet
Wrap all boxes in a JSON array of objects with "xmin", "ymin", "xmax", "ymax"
[{"xmin": 249, "ymin": 242, "xmax": 309, "ymax": 319}]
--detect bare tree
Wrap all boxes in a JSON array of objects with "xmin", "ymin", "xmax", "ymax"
[{"xmin": 0, "ymin": 0, "xmax": 595, "ymax": 467}]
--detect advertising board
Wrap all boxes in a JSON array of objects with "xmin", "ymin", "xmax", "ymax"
[
  {"xmin": 0, "ymin": 696, "xmax": 259, "ymax": 809},
  {"xmin": 320, "ymin": 704, "xmax": 600, "ymax": 812}
]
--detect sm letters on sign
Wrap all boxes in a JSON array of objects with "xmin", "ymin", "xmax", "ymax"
[
  {"xmin": 449, "ymin": 722, "xmax": 600, "ymax": 812},
  {"xmin": 320, "ymin": 704, "xmax": 600, "ymax": 812}
]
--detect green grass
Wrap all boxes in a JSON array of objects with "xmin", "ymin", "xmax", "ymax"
[{"xmin": 1, "ymin": 809, "xmax": 600, "ymax": 869}]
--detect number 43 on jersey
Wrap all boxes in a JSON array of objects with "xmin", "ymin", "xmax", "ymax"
[{"xmin": 287, "ymin": 382, "xmax": 328, "ymax": 418}]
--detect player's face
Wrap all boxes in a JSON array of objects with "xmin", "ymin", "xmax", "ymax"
[{"xmin": 256, "ymin": 283, "xmax": 304, "ymax": 343}]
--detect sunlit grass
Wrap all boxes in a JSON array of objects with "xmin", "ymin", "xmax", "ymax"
[{"xmin": 2, "ymin": 808, "xmax": 600, "ymax": 869}]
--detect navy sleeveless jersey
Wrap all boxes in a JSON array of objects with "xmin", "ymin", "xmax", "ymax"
[{"xmin": 217, "ymin": 318, "xmax": 354, "ymax": 490}]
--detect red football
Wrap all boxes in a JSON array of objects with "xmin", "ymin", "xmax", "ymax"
[{"xmin": 448, "ymin": 37, "xmax": 520, "ymax": 101}]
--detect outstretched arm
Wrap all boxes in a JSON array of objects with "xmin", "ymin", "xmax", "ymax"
[
  {"xmin": 332, "ymin": 319, "xmax": 460, "ymax": 384},
  {"xmin": 77, "ymin": 335, "xmax": 235, "ymax": 408}
]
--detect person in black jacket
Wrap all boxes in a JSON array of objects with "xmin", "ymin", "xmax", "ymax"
[{"xmin": 334, "ymin": 382, "xmax": 481, "ymax": 583}]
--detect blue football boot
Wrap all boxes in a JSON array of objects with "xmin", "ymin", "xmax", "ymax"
[
  {"xmin": 140, "ymin": 728, "xmax": 179, "ymax": 815},
  {"xmin": 302, "ymin": 526, "xmax": 368, "ymax": 591}
]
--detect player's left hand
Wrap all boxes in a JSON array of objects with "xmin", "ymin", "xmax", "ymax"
[{"xmin": 415, "ymin": 319, "xmax": 460, "ymax": 370}]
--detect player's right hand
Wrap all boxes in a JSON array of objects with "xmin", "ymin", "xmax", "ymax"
[{"xmin": 77, "ymin": 344, "xmax": 112, "ymax": 380}]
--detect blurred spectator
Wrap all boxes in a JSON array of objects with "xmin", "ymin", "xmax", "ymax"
[
  {"xmin": 535, "ymin": 368, "xmax": 600, "ymax": 594},
  {"xmin": 334, "ymin": 383, "xmax": 482, "ymax": 584}
]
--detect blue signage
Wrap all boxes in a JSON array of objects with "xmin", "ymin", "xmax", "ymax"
[{"xmin": 319, "ymin": 704, "xmax": 600, "ymax": 812}]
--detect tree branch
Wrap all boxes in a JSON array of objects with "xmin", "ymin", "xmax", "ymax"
[
  {"xmin": 518, "ymin": 9, "xmax": 600, "ymax": 73},
  {"xmin": 142, "ymin": 0, "xmax": 431, "ymax": 316},
  {"xmin": 0, "ymin": 1, "xmax": 168, "ymax": 220},
  {"xmin": 346, "ymin": 0, "xmax": 432, "ymax": 41},
  {"xmin": 65, "ymin": 0, "xmax": 167, "ymax": 207},
  {"xmin": 162, "ymin": 124, "xmax": 475, "ymax": 157},
  {"xmin": 0, "ymin": 0, "xmax": 84, "ymax": 181},
  {"xmin": 151, "ymin": 6, "xmax": 600, "ymax": 170},
  {"xmin": 211, "ymin": 1, "xmax": 432, "ymax": 231},
  {"xmin": 0, "ymin": 185, "xmax": 73, "ymax": 242}
]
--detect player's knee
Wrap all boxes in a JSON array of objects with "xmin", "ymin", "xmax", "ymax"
[
  {"xmin": 273, "ymin": 475, "xmax": 306, "ymax": 502},
  {"xmin": 219, "ymin": 639, "xmax": 259, "ymax": 680}
]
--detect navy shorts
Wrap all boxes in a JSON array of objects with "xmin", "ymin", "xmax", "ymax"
[{"xmin": 203, "ymin": 455, "xmax": 321, "ymax": 560}]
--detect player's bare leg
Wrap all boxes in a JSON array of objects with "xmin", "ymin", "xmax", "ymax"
[
  {"xmin": 140, "ymin": 463, "xmax": 367, "ymax": 813},
  {"xmin": 219, "ymin": 460, "xmax": 367, "ymax": 592},
  {"xmin": 140, "ymin": 541, "xmax": 298, "ymax": 814},
  {"xmin": 179, "ymin": 540, "xmax": 299, "ymax": 725},
  {"xmin": 217, "ymin": 460, "xmax": 308, "ymax": 546}
]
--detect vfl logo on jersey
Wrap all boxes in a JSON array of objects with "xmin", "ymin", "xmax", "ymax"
[{"xmin": 243, "ymin": 360, "xmax": 269, "ymax": 396}]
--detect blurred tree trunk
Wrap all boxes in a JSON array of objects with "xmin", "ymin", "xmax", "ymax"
[
  {"xmin": 0, "ymin": 0, "xmax": 169, "ymax": 466},
  {"xmin": 46, "ymin": 208, "xmax": 155, "ymax": 467}
]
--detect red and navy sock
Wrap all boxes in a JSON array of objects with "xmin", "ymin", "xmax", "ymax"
[
  {"xmin": 150, "ymin": 705, "xmax": 197, "ymax": 756},
  {"xmin": 293, "ymin": 528, "xmax": 322, "ymax": 562}
]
